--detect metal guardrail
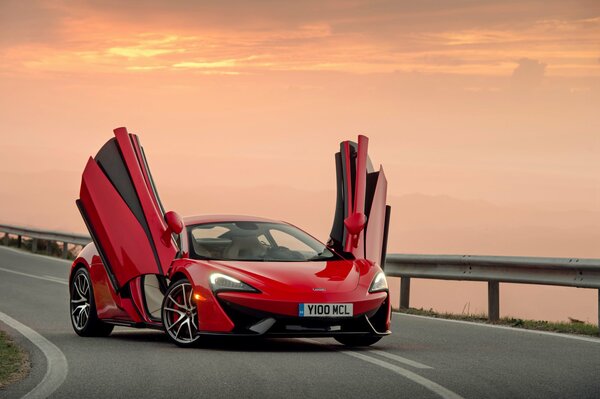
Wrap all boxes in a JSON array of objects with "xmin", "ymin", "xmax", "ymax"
[
  {"xmin": 385, "ymin": 254, "xmax": 600, "ymax": 328},
  {"xmin": 1, "ymin": 223, "xmax": 598, "ymax": 328},
  {"xmin": 0, "ymin": 224, "xmax": 91, "ymax": 258}
]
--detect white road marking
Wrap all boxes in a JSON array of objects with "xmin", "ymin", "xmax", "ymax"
[
  {"xmin": 0, "ymin": 245, "xmax": 70, "ymax": 264},
  {"xmin": 395, "ymin": 312, "xmax": 600, "ymax": 344},
  {"xmin": 300, "ymin": 339, "xmax": 464, "ymax": 399},
  {"xmin": 341, "ymin": 350, "xmax": 464, "ymax": 399},
  {"xmin": 0, "ymin": 266, "xmax": 67, "ymax": 285},
  {"xmin": 369, "ymin": 349, "xmax": 433, "ymax": 369},
  {"xmin": 0, "ymin": 311, "xmax": 68, "ymax": 399},
  {"xmin": 43, "ymin": 275, "xmax": 70, "ymax": 284}
]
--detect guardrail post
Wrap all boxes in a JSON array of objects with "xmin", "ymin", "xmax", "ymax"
[
  {"xmin": 17, "ymin": 235, "xmax": 22, "ymax": 248},
  {"xmin": 400, "ymin": 277, "xmax": 411, "ymax": 309},
  {"xmin": 2, "ymin": 233, "xmax": 8, "ymax": 246},
  {"xmin": 488, "ymin": 281, "xmax": 500, "ymax": 322},
  {"xmin": 62, "ymin": 242, "xmax": 69, "ymax": 259},
  {"xmin": 31, "ymin": 238, "xmax": 37, "ymax": 253}
]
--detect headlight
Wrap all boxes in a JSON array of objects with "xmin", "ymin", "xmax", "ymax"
[
  {"xmin": 209, "ymin": 273, "xmax": 259, "ymax": 293},
  {"xmin": 369, "ymin": 272, "xmax": 388, "ymax": 293}
]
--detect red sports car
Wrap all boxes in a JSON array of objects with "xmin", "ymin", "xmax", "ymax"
[{"xmin": 70, "ymin": 128, "xmax": 391, "ymax": 347}]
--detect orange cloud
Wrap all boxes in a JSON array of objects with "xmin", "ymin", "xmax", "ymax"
[{"xmin": 1, "ymin": 1, "xmax": 598, "ymax": 77}]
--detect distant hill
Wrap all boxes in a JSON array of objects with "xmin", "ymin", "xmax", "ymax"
[
  {"xmin": 1, "ymin": 171, "xmax": 598, "ymax": 258},
  {"xmin": 2, "ymin": 171, "xmax": 598, "ymax": 323}
]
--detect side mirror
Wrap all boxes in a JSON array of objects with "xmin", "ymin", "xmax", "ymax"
[
  {"xmin": 162, "ymin": 211, "xmax": 184, "ymax": 247},
  {"xmin": 344, "ymin": 212, "xmax": 367, "ymax": 250},
  {"xmin": 165, "ymin": 211, "xmax": 184, "ymax": 235}
]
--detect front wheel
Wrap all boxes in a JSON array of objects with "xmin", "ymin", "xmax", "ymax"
[
  {"xmin": 334, "ymin": 335, "xmax": 382, "ymax": 347},
  {"xmin": 70, "ymin": 267, "xmax": 114, "ymax": 337},
  {"xmin": 161, "ymin": 278, "xmax": 200, "ymax": 347}
]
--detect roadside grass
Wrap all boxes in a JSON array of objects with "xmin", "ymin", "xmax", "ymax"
[
  {"xmin": 0, "ymin": 330, "xmax": 29, "ymax": 389},
  {"xmin": 397, "ymin": 307, "xmax": 600, "ymax": 337}
]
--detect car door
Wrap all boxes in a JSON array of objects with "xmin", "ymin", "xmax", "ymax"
[
  {"xmin": 77, "ymin": 127, "xmax": 177, "ymax": 291},
  {"xmin": 328, "ymin": 135, "xmax": 391, "ymax": 268}
]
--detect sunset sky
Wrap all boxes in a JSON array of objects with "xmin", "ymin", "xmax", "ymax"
[
  {"xmin": 1, "ymin": 0, "xmax": 598, "ymax": 204},
  {"xmin": 1, "ymin": 1, "xmax": 599, "ymax": 321}
]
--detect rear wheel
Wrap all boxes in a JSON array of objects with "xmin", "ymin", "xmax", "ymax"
[
  {"xmin": 70, "ymin": 267, "xmax": 114, "ymax": 337},
  {"xmin": 334, "ymin": 335, "xmax": 381, "ymax": 347},
  {"xmin": 161, "ymin": 279, "xmax": 200, "ymax": 347}
]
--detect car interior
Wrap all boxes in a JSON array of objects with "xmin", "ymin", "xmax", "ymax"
[{"xmin": 188, "ymin": 222, "xmax": 334, "ymax": 262}]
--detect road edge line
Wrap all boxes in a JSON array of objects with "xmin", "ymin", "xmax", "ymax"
[
  {"xmin": 395, "ymin": 312, "xmax": 600, "ymax": 344},
  {"xmin": 0, "ymin": 267, "xmax": 67, "ymax": 285},
  {"xmin": 0, "ymin": 311, "xmax": 68, "ymax": 399}
]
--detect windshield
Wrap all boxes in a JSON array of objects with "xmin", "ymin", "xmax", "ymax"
[{"xmin": 187, "ymin": 221, "xmax": 339, "ymax": 262}]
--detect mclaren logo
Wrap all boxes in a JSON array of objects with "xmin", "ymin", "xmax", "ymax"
[{"xmin": 312, "ymin": 287, "xmax": 326, "ymax": 292}]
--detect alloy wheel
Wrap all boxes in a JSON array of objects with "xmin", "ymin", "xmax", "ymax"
[
  {"xmin": 163, "ymin": 281, "xmax": 199, "ymax": 345},
  {"xmin": 71, "ymin": 271, "xmax": 91, "ymax": 331}
]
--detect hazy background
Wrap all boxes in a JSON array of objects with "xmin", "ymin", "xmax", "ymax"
[{"xmin": 1, "ymin": 0, "xmax": 598, "ymax": 322}]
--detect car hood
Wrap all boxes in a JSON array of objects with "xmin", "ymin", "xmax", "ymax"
[{"xmin": 205, "ymin": 259, "xmax": 365, "ymax": 294}]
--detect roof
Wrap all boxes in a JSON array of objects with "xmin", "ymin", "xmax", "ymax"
[{"xmin": 182, "ymin": 214, "xmax": 284, "ymax": 226}]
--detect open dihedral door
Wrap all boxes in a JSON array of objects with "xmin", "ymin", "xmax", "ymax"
[
  {"xmin": 77, "ymin": 127, "xmax": 177, "ymax": 300},
  {"xmin": 328, "ymin": 135, "xmax": 391, "ymax": 268}
]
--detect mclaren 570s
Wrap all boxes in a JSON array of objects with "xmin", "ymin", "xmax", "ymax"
[{"xmin": 70, "ymin": 128, "xmax": 391, "ymax": 347}]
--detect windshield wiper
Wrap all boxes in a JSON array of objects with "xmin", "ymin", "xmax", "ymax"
[{"xmin": 306, "ymin": 252, "xmax": 333, "ymax": 261}]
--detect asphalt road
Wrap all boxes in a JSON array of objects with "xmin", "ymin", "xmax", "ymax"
[{"xmin": 0, "ymin": 245, "xmax": 599, "ymax": 399}]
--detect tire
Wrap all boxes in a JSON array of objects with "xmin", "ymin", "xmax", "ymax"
[
  {"xmin": 334, "ymin": 334, "xmax": 382, "ymax": 347},
  {"xmin": 70, "ymin": 267, "xmax": 114, "ymax": 337},
  {"xmin": 161, "ymin": 278, "xmax": 200, "ymax": 347}
]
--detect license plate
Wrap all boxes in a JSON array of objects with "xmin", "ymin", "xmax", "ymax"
[{"xmin": 299, "ymin": 303, "xmax": 353, "ymax": 317}]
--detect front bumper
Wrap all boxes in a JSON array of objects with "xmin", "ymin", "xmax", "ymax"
[{"xmin": 197, "ymin": 294, "xmax": 391, "ymax": 337}]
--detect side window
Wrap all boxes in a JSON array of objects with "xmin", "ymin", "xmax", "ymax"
[
  {"xmin": 190, "ymin": 225, "xmax": 231, "ymax": 258},
  {"xmin": 269, "ymin": 229, "xmax": 316, "ymax": 255}
]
